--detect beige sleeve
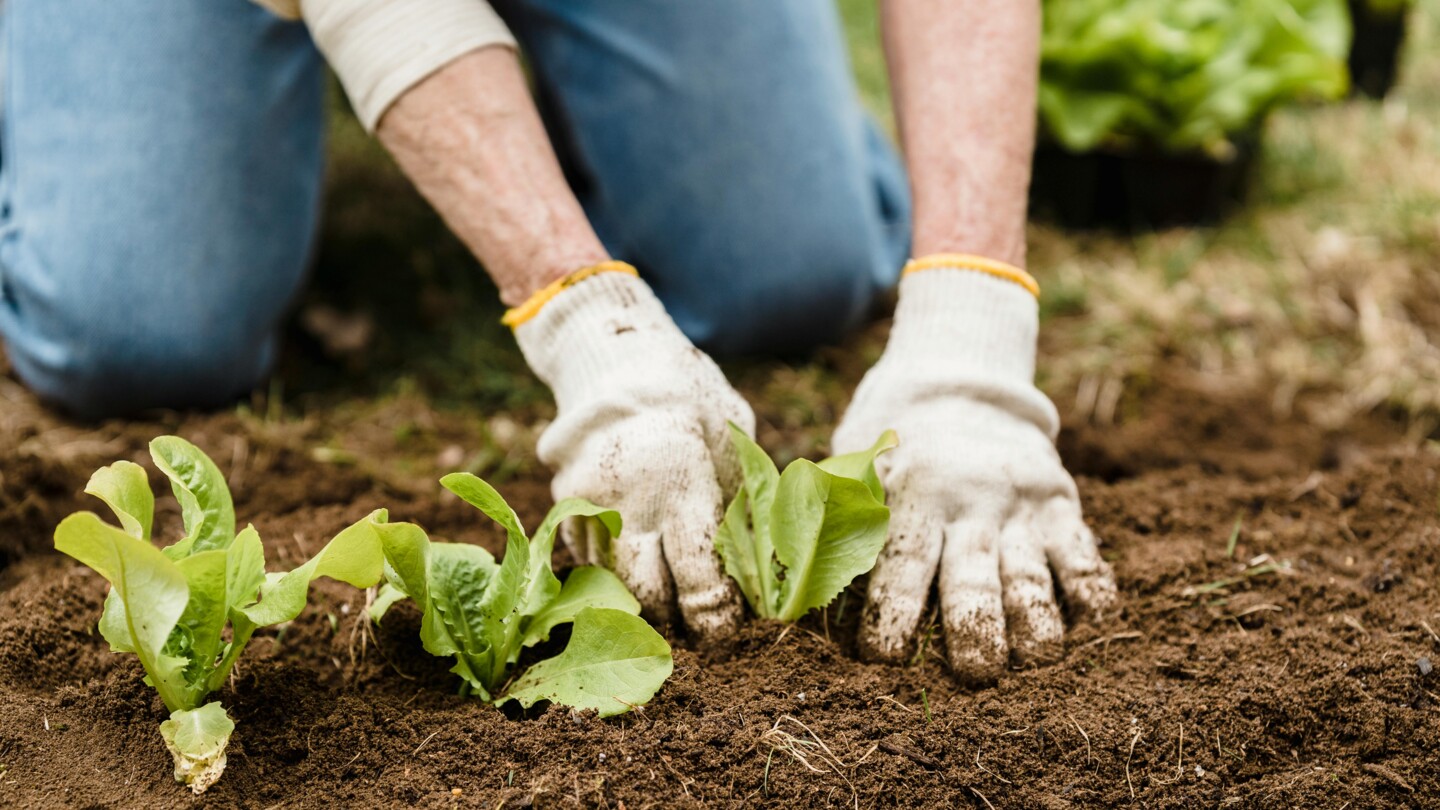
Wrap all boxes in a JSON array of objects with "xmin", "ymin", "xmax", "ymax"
[
  {"xmin": 250, "ymin": 0, "xmax": 302, "ymax": 20},
  {"xmin": 250, "ymin": 0, "xmax": 517, "ymax": 132}
]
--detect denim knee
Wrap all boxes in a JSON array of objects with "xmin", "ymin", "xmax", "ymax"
[
  {"xmin": 1, "ymin": 248, "xmax": 282, "ymax": 420},
  {"xmin": 0, "ymin": 0, "xmax": 324, "ymax": 419},
  {"xmin": 17, "ymin": 335, "xmax": 275, "ymax": 422}
]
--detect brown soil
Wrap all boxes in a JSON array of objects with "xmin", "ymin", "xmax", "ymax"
[{"xmin": 1, "ymin": 371, "xmax": 1437, "ymax": 809}]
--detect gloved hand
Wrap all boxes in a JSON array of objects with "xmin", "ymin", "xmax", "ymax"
[
  {"xmin": 511, "ymin": 263, "xmax": 750, "ymax": 639},
  {"xmin": 832, "ymin": 257, "xmax": 1117, "ymax": 684}
]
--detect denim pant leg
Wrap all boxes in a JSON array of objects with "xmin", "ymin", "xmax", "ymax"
[
  {"xmin": 496, "ymin": 0, "xmax": 911, "ymax": 356},
  {"xmin": 0, "ymin": 0, "xmax": 325, "ymax": 419}
]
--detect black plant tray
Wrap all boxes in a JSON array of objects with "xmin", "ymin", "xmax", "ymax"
[
  {"xmin": 1029, "ymin": 135, "xmax": 1258, "ymax": 231},
  {"xmin": 1347, "ymin": 0, "xmax": 1408, "ymax": 99}
]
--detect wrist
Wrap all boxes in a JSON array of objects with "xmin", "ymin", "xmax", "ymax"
[
  {"xmin": 887, "ymin": 266, "xmax": 1041, "ymax": 385},
  {"xmin": 503, "ymin": 261, "xmax": 638, "ymax": 328},
  {"xmin": 903, "ymin": 254, "xmax": 1038, "ymax": 297},
  {"xmin": 911, "ymin": 231, "xmax": 1027, "ymax": 269},
  {"xmin": 497, "ymin": 245, "xmax": 611, "ymax": 306},
  {"xmin": 512, "ymin": 271, "xmax": 692, "ymax": 407}
]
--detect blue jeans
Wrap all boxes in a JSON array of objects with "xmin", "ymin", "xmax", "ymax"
[{"xmin": 0, "ymin": 0, "xmax": 910, "ymax": 418}]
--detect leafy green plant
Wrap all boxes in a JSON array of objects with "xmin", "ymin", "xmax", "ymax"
[
  {"xmin": 367, "ymin": 473, "xmax": 672, "ymax": 716},
  {"xmin": 1039, "ymin": 0, "xmax": 1351, "ymax": 155},
  {"xmin": 54, "ymin": 437, "xmax": 389, "ymax": 793},
  {"xmin": 715, "ymin": 426, "xmax": 896, "ymax": 622}
]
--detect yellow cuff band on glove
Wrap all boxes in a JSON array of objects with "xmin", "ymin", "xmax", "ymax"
[
  {"xmin": 501, "ymin": 261, "xmax": 640, "ymax": 328},
  {"xmin": 902, "ymin": 253, "xmax": 1040, "ymax": 298}
]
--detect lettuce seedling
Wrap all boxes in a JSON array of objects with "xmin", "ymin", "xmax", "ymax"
[
  {"xmin": 715, "ymin": 425, "xmax": 896, "ymax": 622},
  {"xmin": 368, "ymin": 473, "xmax": 672, "ymax": 716},
  {"xmin": 54, "ymin": 437, "xmax": 388, "ymax": 793}
]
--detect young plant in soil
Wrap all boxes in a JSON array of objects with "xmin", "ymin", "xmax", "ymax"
[
  {"xmin": 53, "ymin": 437, "xmax": 390, "ymax": 794},
  {"xmin": 715, "ymin": 425, "xmax": 896, "ymax": 622},
  {"xmin": 367, "ymin": 473, "xmax": 673, "ymax": 716}
]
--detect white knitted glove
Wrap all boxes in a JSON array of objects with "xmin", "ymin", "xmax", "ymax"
[
  {"xmin": 513, "ymin": 268, "xmax": 750, "ymax": 639},
  {"xmin": 833, "ymin": 262, "xmax": 1117, "ymax": 684}
]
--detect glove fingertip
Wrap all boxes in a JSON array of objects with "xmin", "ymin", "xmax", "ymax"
[
  {"xmin": 858, "ymin": 628, "xmax": 911, "ymax": 665},
  {"xmin": 686, "ymin": 598, "xmax": 744, "ymax": 647},
  {"xmin": 1041, "ymin": 514, "xmax": 1120, "ymax": 622},
  {"xmin": 1007, "ymin": 623, "xmax": 1064, "ymax": 669},
  {"xmin": 1053, "ymin": 537, "xmax": 1119, "ymax": 622},
  {"xmin": 857, "ymin": 597, "xmax": 925, "ymax": 665},
  {"xmin": 638, "ymin": 595, "xmax": 678, "ymax": 629},
  {"xmin": 1002, "ymin": 595, "xmax": 1065, "ymax": 669},
  {"xmin": 948, "ymin": 649, "xmax": 1007, "ymax": 689},
  {"xmin": 1063, "ymin": 569, "xmax": 1120, "ymax": 623},
  {"xmin": 943, "ymin": 614, "xmax": 1008, "ymax": 687},
  {"xmin": 606, "ymin": 527, "xmax": 678, "ymax": 627}
]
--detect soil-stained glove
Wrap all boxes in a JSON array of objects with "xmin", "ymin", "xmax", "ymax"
[
  {"xmin": 510, "ymin": 263, "xmax": 750, "ymax": 639},
  {"xmin": 832, "ymin": 256, "xmax": 1117, "ymax": 684}
]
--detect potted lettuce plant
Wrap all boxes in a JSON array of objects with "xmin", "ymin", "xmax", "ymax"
[{"xmin": 1031, "ymin": 0, "xmax": 1351, "ymax": 228}]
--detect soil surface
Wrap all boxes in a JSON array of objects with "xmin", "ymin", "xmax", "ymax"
[{"xmin": 1, "ymin": 369, "xmax": 1437, "ymax": 809}]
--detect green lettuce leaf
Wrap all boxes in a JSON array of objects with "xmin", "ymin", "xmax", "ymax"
[
  {"xmin": 368, "ymin": 582, "xmax": 410, "ymax": 624},
  {"xmin": 97, "ymin": 590, "xmax": 133, "ymax": 654},
  {"xmin": 522, "ymin": 566, "xmax": 641, "ymax": 648},
  {"xmin": 368, "ymin": 519, "xmax": 496, "ymax": 696},
  {"xmin": 715, "ymin": 425, "xmax": 780, "ymax": 615},
  {"xmin": 526, "ymin": 499, "xmax": 622, "ymax": 619},
  {"xmin": 428, "ymin": 542, "xmax": 503, "ymax": 696},
  {"xmin": 372, "ymin": 477, "xmax": 670, "ymax": 714},
  {"xmin": 716, "ymin": 490, "xmax": 765, "ymax": 614},
  {"xmin": 55, "ymin": 512, "xmax": 191, "ymax": 711},
  {"xmin": 225, "ymin": 526, "xmax": 266, "ymax": 614},
  {"xmin": 477, "ymin": 530, "xmax": 530, "ymax": 680},
  {"xmin": 816, "ymin": 429, "xmax": 898, "ymax": 504},
  {"xmin": 159, "ymin": 702, "xmax": 234, "ymax": 795},
  {"xmin": 174, "ymin": 549, "xmax": 230, "ymax": 691},
  {"xmin": 505, "ymin": 607, "xmax": 673, "ymax": 718},
  {"xmin": 771, "ymin": 463, "xmax": 891, "ymax": 622},
  {"xmin": 440, "ymin": 472, "xmax": 527, "ymax": 545},
  {"xmin": 84, "ymin": 460, "xmax": 154, "ymax": 541},
  {"xmin": 716, "ymin": 428, "xmax": 894, "ymax": 621},
  {"xmin": 149, "ymin": 437, "xmax": 235, "ymax": 557},
  {"xmin": 241, "ymin": 509, "xmax": 388, "ymax": 627}
]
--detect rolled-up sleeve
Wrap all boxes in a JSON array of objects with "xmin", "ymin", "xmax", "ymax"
[
  {"xmin": 251, "ymin": 0, "xmax": 303, "ymax": 20},
  {"xmin": 253, "ymin": 0, "xmax": 517, "ymax": 132}
]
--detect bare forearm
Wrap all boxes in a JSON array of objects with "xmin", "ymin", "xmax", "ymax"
[
  {"xmin": 376, "ymin": 47, "xmax": 608, "ymax": 305},
  {"xmin": 880, "ymin": 0, "xmax": 1040, "ymax": 266}
]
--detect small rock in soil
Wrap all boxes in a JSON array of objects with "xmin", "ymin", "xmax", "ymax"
[{"xmin": 1363, "ymin": 558, "xmax": 1402, "ymax": 592}]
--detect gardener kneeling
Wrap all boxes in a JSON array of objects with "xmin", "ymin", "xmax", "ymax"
[{"xmin": 2, "ymin": 0, "xmax": 1115, "ymax": 684}]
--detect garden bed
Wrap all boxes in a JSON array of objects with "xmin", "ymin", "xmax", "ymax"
[{"xmin": 1, "ymin": 370, "xmax": 1436, "ymax": 808}]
